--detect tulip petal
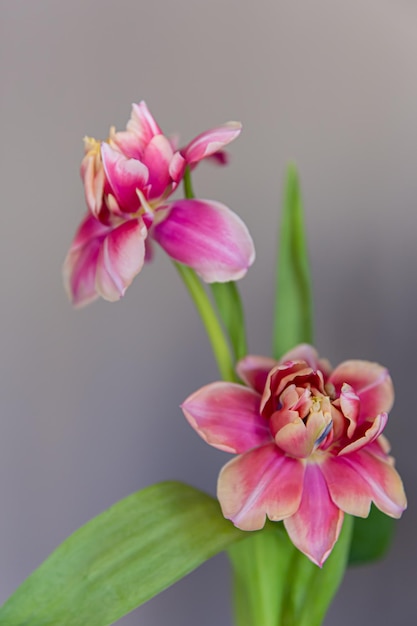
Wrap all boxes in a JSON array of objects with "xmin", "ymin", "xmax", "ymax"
[
  {"xmin": 329, "ymin": 360, "xmax": 394, "ymax": 420},
  {"xmin": 284, "ymin": 463, "xmax": 344, "ymax": 566},
  {"xmin": 218, "ymin": 443, "xmax": 304, "ymax": 530},
  {"xmin": 183, "ymin": 122, "xmax": 242, "ymax": 164},
  {"xmin": 101, "ymin": 143, "xmax": 149, "ymax": 212},
  {"xmin": 279, "ymin": 344, "xmax": 332, "ymax": 377},
  {"xmin": 95, "ymin": 219, "xmax": 147, "ymax": 302},
  {"xmin": 63, "ymin": 213, "xmax": 111, "ymax": 307},
  {"xmin": 181, "ymin": 382, "xmax": 270, "ymax": 453},
  {"xmin": 342, "ymin": 449, "xmax": 407, "ymax": 518},
  {"xmin": 152, "ymin": 199, "xmax": 255, "ymax": 282},
  {"xmin": 319, "ymin": 456, "xmax": 372, "ymax": 517},
  {"xmin": 236, "ymin": 355, "xmax": 278, "ymax": 394},
  {"xmin": 338, "ymin": 412, "xmax": 388, "ymax": 455},
  {"xmin": 142, "ymin": 135, "xmax": 174, "ymax": 199}
]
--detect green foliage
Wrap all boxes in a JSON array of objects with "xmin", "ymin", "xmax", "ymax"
[
  {"xmin": 273, "ymin": 163, "xmax": 313, "ymax": 359},
  {"xmin": 348, "ymin": 505, "xmax": 395, "ymax": 565},
  {"xmin": 0, "ymin": 482, "xmax": 244, "ymax": 626},
  {"xmin": 211, "ymin": 281, "xmax": 248, "ymax": 363},
  {"xmin": 229, "ymin": 517, "xmax": 353, "ymax": 626}
]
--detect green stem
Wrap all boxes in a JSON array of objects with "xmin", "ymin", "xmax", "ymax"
[{"xmin": 174, "ymin": 262, "xmax": 237, "ymax": 382}]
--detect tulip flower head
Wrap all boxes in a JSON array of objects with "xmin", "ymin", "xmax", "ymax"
[
  {"xmin": 181, "ymin": 344, "xmax": 407, "ymax": 566},
  {"xmin": 63, "ymin": 102, "xmax": 255, "ymax": 307}
]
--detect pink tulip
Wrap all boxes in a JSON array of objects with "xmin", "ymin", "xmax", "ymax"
[
  {"xmin": 181, "ymin": 344, "xmax": 407, "ymax": 566},
  {"xmin": 64, "ymin": 102, "xmax": 254, "ymax": 306}
]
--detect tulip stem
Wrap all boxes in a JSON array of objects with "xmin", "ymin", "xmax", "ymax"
[{"xmin": 174, "ymin": 262, "xmax": 237, "ymax": 382}]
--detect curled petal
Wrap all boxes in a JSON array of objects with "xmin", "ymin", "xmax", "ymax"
[
  {"xmin": 339, "ymin": 383, "xmax": 360, "ymax": 437},
  {"xmin": 169, "ymin": 151, "xmax": 186, "ymax": 185},
  {"xmin": 284, "ymin": 463, "xmax": 344, "ymax": 566},
  {"xmin": 342, "ymin": 449, "xmax": 407, "ymax": 518},
  {"xmin": 183, "ymin": 122, "xmax": 242, "ymax": 164},
  {"xmin": 272, "ymin": 409, "xmax": 331, "ymax": 458},
  {"xmin": 338, "ymin": 412, "xmax": 388, "ymax": 456},
  {"xmin": 101, "ymin": 143, "xmax": 149, "ymax": 212},
  {"xmin": 152, "ymin": 199, "xmax": 255, "ymax": 282},
  {"xmin": 63, "ymin": 213, "xmax": 110, "ymax": 307},
  {"xmin": 218, "ymin": 443, "xmax": 304, "ymax": 530},
  {"xmin": 236, "ymin": 355, "xmax": 278, "ymax": 394},
  {"xmin": 95, "ymin": 219, "xmax": 147, "ymax": 302},
  {"xmin": 279, "ymin": 344, "xmax": 332, "ymax": 378},
  {"xmin": 181, "ymin": 382, "xmax": 270, "ymax": 453},
  {"xmin": 329, "ymin": 360, "xmax": 394, "ymax": 420}
]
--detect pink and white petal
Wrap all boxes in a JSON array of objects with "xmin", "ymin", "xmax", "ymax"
[
  {"xmin": 343, "ymin": 449, "xmax": 407, "ymax": 518},
  {"xmin": 152, "ymin": 199, "xmax": 255, "ymax": 282},
  {"xmin": 329, "ymin": 360, "xmax": 394, "ymax": 419},
  {"xmin": 274, "ymin": 411, "xmax": 330, "ymax": 459},
  {"xmin": 218, "ymin": 443, "xmax": 304, "ymax": 530},
  {"xmin": 284, "ymin": 463, "xmax": 344, "ymax": 566},
  {"xmin": 169, "ymin": 151, "xmax": 186, "ymax": 185},
  {"xmin": 101, "ymin": 143, "xmax": 149, "ymax": 212},
  {"xmin": 319, "ymin": 456, "xmax": 372, "ymax": 517},
  {"xmin": 183, "ymin": 122, "xmax": 242, "ymax": 164},
  {"xmin": 338, "ymin": 412, "xmax": 388, "ymax": 456},
  {"xmin": 181, "ymin": 382, "xmax": 270, "ymax": 453},
  {"xmin": 236, "ymin": 355, "xmax": 278, "ymax": 394},
  {"xmin": 339, "ymin": 383, "xmax": 360, "ymax": 437},
  {"xmin": 63, "ymin": 214, "xmax": 111, "ymax": 307},
  {"xmin": 95, "ymin": 219, "xmax": 147, "ymax": 302},
  {"xmin": 142, "ymin": 135, "xmax": 175, "ymax": 199},
  {"xmin": 81, "ymin": 152, "xmax": 105, "ymax": 217},
  {"xmin": 126, "ymin": 101, "xmax": 162, "ymax": 147},
  {"xmin": 110, "ymin": 128, "xmax": 145, "ymax": 161},
  {"xmin": 279, "ymin": 344, "xmax": 321, "ymax": 369}
]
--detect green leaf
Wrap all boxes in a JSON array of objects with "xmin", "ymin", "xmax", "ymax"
[
  {"xmin": 348, "ymin": 505, "xmax": 395, "ymax": 565},
  {"xmin": 210, "ymin": 282, "xmax": 248, "ymax": 362},
  {"xmin": 228, "ymin": 516, "xmax": 353, "ymax": 626},
  {"xmin": 0, "ymin": 481, "xmax": 244, "ymax": 626},
  {"xmin": 273, "ymin": 163, "xmax": 313, "ymax": 359}
]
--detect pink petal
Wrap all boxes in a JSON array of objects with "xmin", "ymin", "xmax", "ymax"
[
  {"xmin": 279, "ymin": 344, "xmax": 332, "ymax": 378},
  {"xmin": 169, "ymin": 151, "xmax": 186, "ymax": 185},
  {"xmin": 338, "ymin": 412, "xmax": 388, "ymax": 455},
  {"xmin": 152, "ymin": 199, "xmax": 255, "ymax": 282},
  {"xmin": 101, "ymin": 143, "xmax": 149, "ymax": 212},
  {"xmin": 128, "ymin": 101, "xmax": 162, "ymax": 141},
  {"xmin": 218, "ymin": 443, "xmax": 304, "ymax": 530},
  {"xmin": 183, "ymin": 122, "xmax": 242, "ymax": 164},
  {"xmin": 81, "ymin": 151, "xmax": 105, "ymax": 217},
  {"xmin": 319, "ymin": 456, "xmax": 373, "ymax": 517},
  {"xmin": 342, "ymin": 448, "xmax": 407, "ymax": 518},
  {"xmin": 95, "ymin": 219, "xmax": 147, "ymax": 301},
  {"xmin": 63, "ymin": 213, "xmax": 111, "ymax": 308},
  {"xmin": 329, "ymin": 360, "xmax": 394, "ymax": 420},
  {"xmin": 142, "ymin": 135, "xmax": 175, "ymax": 199},
  {"xmin": 273, "ymin": 409, "xmax": 331, "ymax": 458},
  {"xmin": 284, "ymin": 463, "xmax": 344, "ymax": 566},
  {"xmin": 236, "ymin": 355, "xmax": 278, "ymax": 394},
  {"xmin": 338, "ymin": 383, "xmax": 360, "ymax": 437},
  {"xmin": 181, "ymin": 382, "xmax": 270, "ymax": 453}
]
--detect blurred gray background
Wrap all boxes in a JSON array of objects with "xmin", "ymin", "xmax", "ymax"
[{"xmin": 1, "ymin": 0, "xmax": 416, "ymax": 624}]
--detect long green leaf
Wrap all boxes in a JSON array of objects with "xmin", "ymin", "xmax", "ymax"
[
  {"xmin": 0, "ymin": 481, "xmax": 244, "ymax": 626},
  {"xmin": 273, "ymin": 163, "xmax": 313, "ymax": 359},
  {"xmin": 210, "ymin": 281, "xmax": 248, "ymax": 362},
  {"xmin": 348, "ymin": 505, "xmax": 394, "ymax": 565}
]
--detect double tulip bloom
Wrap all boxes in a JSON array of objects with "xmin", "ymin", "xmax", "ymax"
[
  {"xmin": 64, "ymin": 101, "xmax": 255, "ymax": 307},
  {"xmin": 182, "ymin": 344, "xmax": 407, "ymax": 566}
]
